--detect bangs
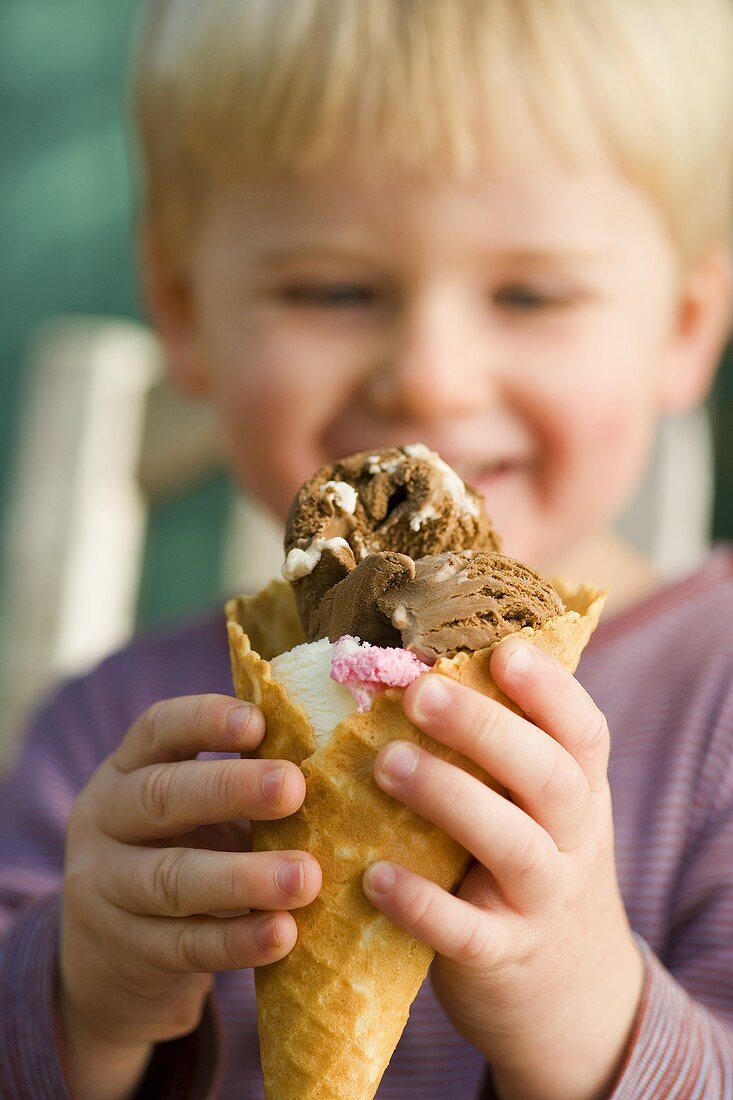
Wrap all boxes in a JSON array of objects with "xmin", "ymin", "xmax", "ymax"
[
  {"xmin": 141, "ymin": 0, "xmax": 605, "ymax": 175},
  {"xmin": 135, "ymin": 0, "xmax": 733, "ymax": 265}
]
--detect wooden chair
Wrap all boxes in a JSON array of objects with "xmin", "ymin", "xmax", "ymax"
[
  {"xmin": 0, "ymin": 316, "xmax": 714, "ymax": 761},
  {"xmin": 0, "ymin": 317, "xmax": 282, "ymax": 761}
]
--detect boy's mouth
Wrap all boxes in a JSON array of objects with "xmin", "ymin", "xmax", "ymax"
[{"xmin": 452, "ymin": 457, "xmax": 533, "ymax": 490}]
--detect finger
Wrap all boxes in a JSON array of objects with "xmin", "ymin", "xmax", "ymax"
[
  {"xmin": 120, "ymin": 908, "xmax": 299, "ymax": 973},
  {"xmin": 102, "ymin": 758, "xmax": 305, "ymax": 842},
  {"xmin": 362, "ymin": 861, "xmax": 510, "ymax": 965},
  {"xmin": 403, "ymin": 674, "xmax": 590, "ymax": 849},
  {"xmin": 490, "ymin": 638, "xmax": 610, "ymax": 791},
  {"xmin": 374, "ymin": 741, "xmax": 559, "ymax": 909},
  {"xmin": 102, "ymin": 845, "xmax": 322, "ymax": 917},
  {"xmin": 112, "ymin": 695, "xmax": 266, "ymax": 773}
]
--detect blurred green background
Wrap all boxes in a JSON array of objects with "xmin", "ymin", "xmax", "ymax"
[
  {"xmin": 1, "ymin": 0, "xmax": 732, "ymax": 642},
  {"xmin": 0, "ymin": 0, "xmax": 236, "ymax": 632}
]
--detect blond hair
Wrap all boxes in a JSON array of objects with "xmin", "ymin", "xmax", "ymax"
[{"xmin": 133, "ymin": 0, "xmax": 733, "ymax": 271}]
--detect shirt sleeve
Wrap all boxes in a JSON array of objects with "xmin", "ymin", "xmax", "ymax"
[
  {"xmin": 607, "ymin": 670, "xmax": 733, "ymax": 1098},
  {"xmin": 478, "ymin": 932, "xmax": 733, "ymax": 1100},
  {"xmin": 480, "ymin": 670, "xmax": 733, "ymax": 1100},
  {"xmin": 605, "ymin": 934, "xmax": 733, "ymax": 1097},
  {"xmin": 0, "ymin": 674, "xmax": 223, "ymax": 1099}
]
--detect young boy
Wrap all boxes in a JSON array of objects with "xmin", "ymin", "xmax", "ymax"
[{"xmin": 2, "ymin": 1, "xmax": 733, "ymax": 1097}]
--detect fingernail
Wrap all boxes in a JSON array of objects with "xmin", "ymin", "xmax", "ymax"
[
  {"xmin": 276, "ymin": 860, "xmax": 304, "ymax": 897},
  {"xmin": 502, "ymin": 639, "xmax": 533, "ymax": 676},
  {"xmin": 379, "ymin": 741, "xmax": 418, "ymax": 781},
  {"xmin": 261, "ymin": 766, "xmax": 286, "ymax": 806},
  {"xmin": 229, "ymin": 704, "xmax": 255, "ymax": 738},
  {"xmin": 256, "ymin": 916, "xmax": 281, "ymax": 948},
  {"xmin": 413, "ymin": 676, "xmax": 450, "ymax": 720},
  {"xmin": 364, "ymin": 861, "xmax": 397, "ymax": 893}
]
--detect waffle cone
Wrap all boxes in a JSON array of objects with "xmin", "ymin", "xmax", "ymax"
[{"xmin": 226, "ymin": 578, "xmax": 605, "ymax": 1099}]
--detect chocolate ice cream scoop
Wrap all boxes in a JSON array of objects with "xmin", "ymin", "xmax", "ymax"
[
  {"xmin": 283, "ymin": 445, "xmax": 499, "ymax": 639},
  {"xmin": 311, "ymin": 547, "xmax": 564, "ymax": 661},
  {"xmin": 314, "ymin": 552, "xmax": 415, "ymax": 646},
  {"xmin": 380, "ymin": 550, "xmax": 565, "ymax": 661}
]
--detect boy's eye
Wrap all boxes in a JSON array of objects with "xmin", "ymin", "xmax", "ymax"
[
  {"xmin": 279, "ymin": 283, "xmax": 377, "ymax": 308},
  {"xmin": 493, "ymin": 285, "xmax": 571, "ymax": 311}
]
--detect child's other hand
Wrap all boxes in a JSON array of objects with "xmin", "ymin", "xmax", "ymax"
[
  {"xmin": 363, "ymin": 639, "xmax": 644, "ymax": 1100},
  {"xmin": 60, "ymin": 695, "xmax": 321, "ymax": 1094}
]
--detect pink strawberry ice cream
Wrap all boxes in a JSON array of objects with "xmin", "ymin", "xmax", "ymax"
[{"xmin": 330, "ymin": 636, "xmax": 430, "ymax": 712}]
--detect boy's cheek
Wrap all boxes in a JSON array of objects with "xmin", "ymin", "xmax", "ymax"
[
  {"xmin": 207, "ymin": 327, "xmax": 387, "ymax": 512},
  {"xmin": 209, "ymin": 366, "xmax": 347, "ymax": 517},
  {"xmin": 536, "ymin": 362, "xmax": 657, "ymax": 476}
]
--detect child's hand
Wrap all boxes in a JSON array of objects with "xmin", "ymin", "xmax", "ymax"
[
  {"xmin": 363, "ymin": 639, "xmax": 644, "ymax": 1100},
  {"xmin": 60, "ymin": 694, "xmax": 321, "ymax": 1099}
]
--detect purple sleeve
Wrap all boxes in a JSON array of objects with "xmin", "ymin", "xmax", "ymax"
[
  {"xmin": 607, "ymin": 679, "xmax": 733, "ymax": 1098},
  {"xmin": 0, "ymin": 892, "xmax": 222, "ymax": 1099},
  {"xmin": 479, "ymin": 940, "xmax": 733, "ymax": 1100},
  {"xmin": 606, "ymin": 936, "xmax": 733, "ymax": 1097},
  {"xmin": 0, "ymin": 674, "xmax": 223, "ymax": 1098},
  {"xmin": 480, "ymin": 679, "xmax": 733, "ymax": 1100}
]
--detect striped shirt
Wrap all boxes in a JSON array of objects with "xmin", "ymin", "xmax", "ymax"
[{"xmin": 2, "ymin": 547, "xmax": 733, "ymax": 1099}]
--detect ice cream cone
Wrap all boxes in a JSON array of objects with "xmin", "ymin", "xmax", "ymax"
[{"xmin": 226, "ymin": 577, "xmax": 605, "ymax": 1099}]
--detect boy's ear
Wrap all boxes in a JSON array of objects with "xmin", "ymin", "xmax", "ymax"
[
  {"xmin": 138, "ymin": 231, "xmax": 212, "ymax": 397},
  {"xmin": 660, "ymin": 244, "xmax": 733, "ymax": 413}
]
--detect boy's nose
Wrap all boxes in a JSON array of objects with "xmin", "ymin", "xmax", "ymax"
[{"xmin": 366, "ymin": 288, "xmax": 495, "ymax": 420}]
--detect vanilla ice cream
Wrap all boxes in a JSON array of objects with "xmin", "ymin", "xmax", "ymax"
[{"xmin": 269, "ymin": 637, "xmax": 357, "ymax": 747}]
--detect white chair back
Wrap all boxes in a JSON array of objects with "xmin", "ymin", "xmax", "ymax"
[{"xmin": 0, "ymin": 317, "xmax": 282, "ymax": 761}]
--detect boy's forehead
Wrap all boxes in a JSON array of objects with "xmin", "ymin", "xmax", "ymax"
[{"xmin": 203, "ymin": 164, "xmax": 665, "ymax": 260}]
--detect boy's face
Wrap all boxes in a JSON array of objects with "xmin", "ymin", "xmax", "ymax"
[{"xmin": 161, "ymin": 156, "xmax": 723, "ymax": 569}]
